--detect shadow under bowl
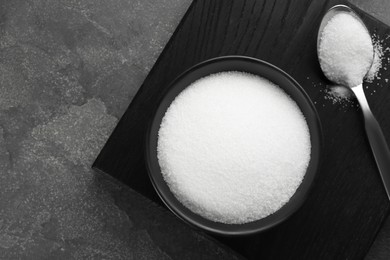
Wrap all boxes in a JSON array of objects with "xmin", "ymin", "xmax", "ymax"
[{"xmin": 145, "ymin": 56, "xmax": 322, "ymax": 236}]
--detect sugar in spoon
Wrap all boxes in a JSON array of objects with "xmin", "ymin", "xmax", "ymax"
[{"xmin": 317, "ymin": 4, "xmax": 390, "ymax": 200}]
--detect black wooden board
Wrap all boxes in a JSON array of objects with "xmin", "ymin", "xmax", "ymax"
[{"xmin": 93, "ymin": 0, "xmax": 390, "ymax": 259}]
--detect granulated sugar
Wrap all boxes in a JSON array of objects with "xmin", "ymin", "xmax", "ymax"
[
  {"xmin": 157, "ymin": 72, "xmax": 311, "ymax": 224},
  {"xmin": 324, "ymin": 85, "xmax": 353, "ymax": 105},
  {"xmin": 366, "ymin": 36, "xmax": 386, "ymax": 82},
  {"xmin": 318, "ymin": 12, "xmax": 374, "ymax": 87}
]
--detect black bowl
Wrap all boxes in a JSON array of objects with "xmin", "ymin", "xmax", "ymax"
[{"xmin": 145, "ymin": 56, "xmax": 322, "ymax": 236}]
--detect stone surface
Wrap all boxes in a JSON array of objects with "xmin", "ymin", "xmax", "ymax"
[
  {"xmin": 0, "ymin": 0, "xmax": 238, "ymax": 259},
  {"xmin": 352, "ymin": 0, "xmax": 390, "ymax": 26},
  {"xmin": 0, "ymin": 0, "xmax": 389, "ymax": 258}
]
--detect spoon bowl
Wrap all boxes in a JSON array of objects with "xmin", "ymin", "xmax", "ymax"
[
  {"xmin": 317, "ymin": 4, "xmax": 374, "ymax": 86},
  {"xmin": 317, "ymin": 5, "xmax": 373, "ymax": 56}
]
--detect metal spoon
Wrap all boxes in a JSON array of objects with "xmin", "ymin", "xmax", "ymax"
[{"xmin": 317, "ymin": 4, "xmax": 390, "ymax": 200}]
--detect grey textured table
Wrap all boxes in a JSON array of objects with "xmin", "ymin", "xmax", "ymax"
[{"xmin": 0, "ymin": 0, "xmax": 389, "ymax": 259}]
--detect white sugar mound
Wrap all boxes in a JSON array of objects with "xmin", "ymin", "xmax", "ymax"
[
  {"xmin": 157, "ymin": 72, "xmax": 311, "ymax": 224},
  {"xmin": 319, "ymin": 13, "xmax": 373, "ymax": 87}
]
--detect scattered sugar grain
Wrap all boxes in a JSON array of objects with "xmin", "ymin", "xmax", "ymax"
[
  {"xmin": 157, "ymin": 71, "xmax": 311, "ymax": 224},
  {"xmin": 366, "ymin": 36, "xmax": 384, "ymax": 82},
  {"xmin": 318, "ymin": 13, "xmax": 374, "ymax": 87},
  {"xmin": 324, "ymin": 85, "xmax": 353, "ymax": 105}
]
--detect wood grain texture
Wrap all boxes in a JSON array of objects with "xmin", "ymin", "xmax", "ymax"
[{"xmin": 93, "ymin": 0, "xmax": 390, "ymax": 259}]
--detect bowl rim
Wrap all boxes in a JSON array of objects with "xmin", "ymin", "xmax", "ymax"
[{"xmin": 145, "ymin": 55, "xmax": 323, "ymax": 236}]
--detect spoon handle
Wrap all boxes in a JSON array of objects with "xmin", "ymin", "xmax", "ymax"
[{"xmin": 352, "ymin": 84, "xmax": 390, "ymax": 200}]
